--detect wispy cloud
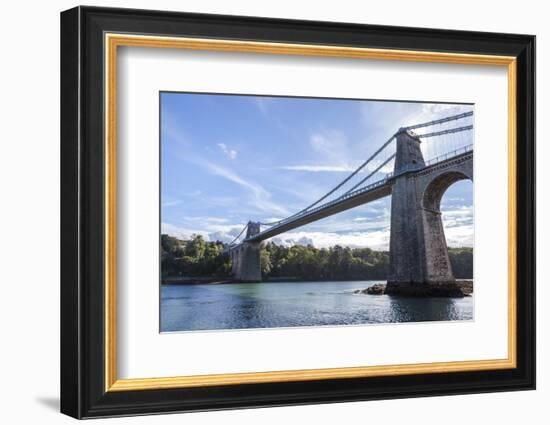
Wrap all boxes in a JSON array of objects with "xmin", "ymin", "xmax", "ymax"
[
  {"xmin": 183, "ymin": 216, "xmax": 231, "ymax": 225},
  {"xmin": 200, "ymin": 160, "xmax": 289, "ymax": 216},
  {"xmin": 443, "ymin": 224, "xmax": 474, "ymax": 247},
  {"xmin": 309, "ymin": 131, "xmax": 349, "ymax": 163},
  {"xmin": 278, "ymin": 164, "xmax": 356, "ymax": 173},
  {"xmin": 277, "ymin": 159, "xmax": 394, "ymax": 175},
  {"xmin": 271, "ymin": 229, "xmax": 391, "ymax": 251},
  {"xmin": 162, "ymin": 200, "xmax": 182, "ymax": 208},
  {"xmin": 419, "ymin": 103, "xmax": 469, "ymax": 120},
  {"xmin": 441, "ymin": 205, "xmax": 473, "ymax": 247},
  {"xmin": 252, "ymin": 97, "xmax": 271, "ymax": 117},
  {"xmin": 162, "ymin": 220, "xmax": 247, "ymax": 244},
  {"xmin": 217, "ymin": 142, "xmax": 237, "ymax": 160},
  {"xmin": 161, "ymin": 114, "xmax": 190, "ymax": 148},
  {"xmin": 203, "ymin": 161, "xmax": 263, "ymax": 194},
  {"xmin": 161, "ymin": 222, "xmax": 209, "ymax": 240},
  {"xmin": 161, "ymin": 191, "xmax": 203, "ymax": 208},
  {"xmin": 441, "ymin": 206, "xmax": 474, "ymax": 230},
  {"xmin": 272, "ymin": 131, "xmax": 372, "ymax": 175}
]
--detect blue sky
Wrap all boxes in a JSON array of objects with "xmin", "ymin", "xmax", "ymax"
[{"xmin": 161, "ymin": 93, "xmax": 473, "ymax": 250}]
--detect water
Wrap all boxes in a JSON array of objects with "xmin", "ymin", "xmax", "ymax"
[{"xmin": 160, "ymin": 281, "xmax": 473, "ymax": 332}]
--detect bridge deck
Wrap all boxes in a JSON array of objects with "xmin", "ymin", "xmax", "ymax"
[
  {"xmin": 242, "ymin": 148, "xmax": 472, "ymax": 244},
  {"xmin": 247, "ymin": 182, "xmax": 392, "ymax": 242}
]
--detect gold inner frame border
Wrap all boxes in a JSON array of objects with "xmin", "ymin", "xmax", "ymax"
[{"xmin": 104, "ymin": 33, "xmax": 517, "ymax": 392}]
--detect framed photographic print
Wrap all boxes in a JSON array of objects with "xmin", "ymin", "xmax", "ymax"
[{"xmin": 60, "ymin": 6, "xmax": 535, "ymax": 419}]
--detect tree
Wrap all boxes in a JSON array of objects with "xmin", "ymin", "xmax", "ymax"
[
  {"xmin": 260, "ymin": 246, "xmax": 272, "ymax": 275},
  {"xmin": 448, "ymin": 247, "xmax": 473, "ymax": 278},
  {"xmin": 185, "ymin": 234, "xmax": 206, "ymax": 259},
  {"xmin": 160, "ymin": 234, "xmax": 472, "ymax": 281}
]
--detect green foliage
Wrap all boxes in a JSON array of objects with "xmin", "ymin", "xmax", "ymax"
[
  {"xmin": 263, "ymin": 243, "xmax": 389, "ymax": 280},
  {"xmin": 260, "ymin": 248, "xmax": 272, "ymax": 275},
  {"xmin": 161, "ymin": 234, "xmax": 473, "ymax": 280},
  {"xmin": 448, "ymin": 247, "xmax": 474, "ymax": 279},
  {"xmin": 161, "ymin": 234, "xmax": 230, "ymax": 277}
]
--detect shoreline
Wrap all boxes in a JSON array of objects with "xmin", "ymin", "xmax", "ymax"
[
  {"xmin": 162, "ymin": 277, "xmax": 473, "ymax": 286},
  {"xmin": 161, "ymin": 277, "xmax": 386, "ymax": 285},
  {"xmin": 355, "ymin": 280, "xmax": 474, "ymax": 297}
]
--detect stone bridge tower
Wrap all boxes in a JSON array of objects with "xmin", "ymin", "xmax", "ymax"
[
  {"xmin": 386, "ymin": 129, "xmax": 473, "ymax": 296},
  {"xmin": 230, "ymin": 222, "xmax": 262, "ymax": 282}
]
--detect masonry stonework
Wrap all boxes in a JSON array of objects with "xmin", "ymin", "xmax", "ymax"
[
  {"xmin": 386, "ymin": 130, "xmax": 473, "ymax": 296},
  {"xmin": 230, "ymin": 222, "xmax": 262, "ymax": 282}
]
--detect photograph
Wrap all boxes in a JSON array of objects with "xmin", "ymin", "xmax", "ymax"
[{"xmin": 159, "ymin": 93, "xmax": 475, "ymax": 332}]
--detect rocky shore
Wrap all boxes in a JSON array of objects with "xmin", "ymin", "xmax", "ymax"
[{"xmin": 354, "ymin": 280, "xmax": 473, "ymax": 298}]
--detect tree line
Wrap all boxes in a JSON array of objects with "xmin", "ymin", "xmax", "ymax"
[{"xmin": 161, "ymin": 234, "xmax": 473, "ymax": 281}]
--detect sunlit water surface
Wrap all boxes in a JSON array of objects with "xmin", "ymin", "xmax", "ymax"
[{"xmin": 160, "ymin": 281, "xmax": 473, "ymax": 332}]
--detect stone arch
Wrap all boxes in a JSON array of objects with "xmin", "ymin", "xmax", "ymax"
[
  {"xmin": 416, "ymin": 168, "xmax": 472, "ymax": 285},
  {"xmin": 422, "ymin": 170, "xmax": 472, "ymax": 213}
]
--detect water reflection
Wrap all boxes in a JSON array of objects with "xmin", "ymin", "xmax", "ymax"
[
  {"xmin": 386, "ymin": 296, "xmax": 472, "ymax": 323},
  {"xmin": 160, "ymin": 281, "xmax": 473, "ymax": 332}
]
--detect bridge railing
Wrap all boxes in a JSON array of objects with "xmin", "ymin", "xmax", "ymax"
[
  {"xmin": 423, "ymin": 144, "xmax": 473, "ymax": 168},
  {"xmin": 387, "ymin": 144, "xmax": 473, "ymax": 178},
  {"xmin": 247, "ymin": 176, "xmax": 391, "ymax": 239}
]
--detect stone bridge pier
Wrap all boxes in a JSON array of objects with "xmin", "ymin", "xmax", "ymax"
[
  {"xmin": 385, "ymin": 129, "xmax": 473, "ymax": 296},
  {"xmin": 230, "ymin": 222, "xmax": 262, "ymax": 282}
]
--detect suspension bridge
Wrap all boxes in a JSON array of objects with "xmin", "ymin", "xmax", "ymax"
[{"xmin": 227, "ymin": 111, "xmax": 474, "ymax": 296}]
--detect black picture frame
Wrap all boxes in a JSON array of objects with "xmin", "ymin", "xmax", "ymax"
[{"xmin": 61, "ymin": 5, "xmax": 535, "ymax": 419}]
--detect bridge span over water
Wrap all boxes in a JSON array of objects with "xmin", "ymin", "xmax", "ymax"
[{"xmin": 228, "ymin": 112, "xmax": 474, "ymax": 296}]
